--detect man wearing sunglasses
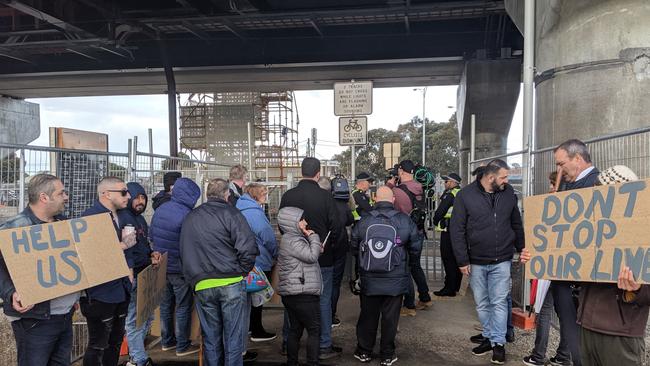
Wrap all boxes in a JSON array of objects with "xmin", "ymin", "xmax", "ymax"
[{"xmin": 80, "ymin": 176, "xmax": 136, "ymax": 366}]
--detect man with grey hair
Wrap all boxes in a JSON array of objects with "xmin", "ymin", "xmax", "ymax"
[
  {"xmin": 180, "ymin": 178, "xmax": 259, "ymax": 366},
  {"xmin": 318, "ymin": 176, "xmax": 332, "ymax": 191},
  {"xmin": 228, "ymin": 164, "xmax": 248, "ymax": 206},
  {"xmin": 0, "ymin": 173, "xmax": 77, "ymax": 365}
]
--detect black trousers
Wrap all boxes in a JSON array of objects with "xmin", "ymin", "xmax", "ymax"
[
  {"xmin": 11, "ymin": 311, "xmax": 74, "ymax": 366},
  {"xmin": 282, "ymin": 294, "xmax": 321, "ymax": 366},
  {"xmin": 356, "ymin": 294, "xmax": 402, "ymax": 359},
  {"xmin": 551, "ymin": 281, "xmax": 582, "ymax": 366},
  {"xmin": 80, "ymin": 298, "xmax": 129, "ymax": 366},
  {"xmin": 250, "ymin": 271, "xmax": 273, "ymax": 335},
  {"xmin": 440, "ymin": 231, "xmax": 462, "ymax": 292}
]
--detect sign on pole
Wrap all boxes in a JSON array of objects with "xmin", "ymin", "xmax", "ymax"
[
  {"xmin": 0, "ymin": 213, "xmax": 131, "ymax": 305},
  {"xmin": 524, "ymin": 179, "xmax": 650, "ymax": 283},
  {"xmin": 334, "ymin": 81, "xmax": 373, "ymax": 116},
  {"xmin": 383, "ymin": 142, "xmax": 401, "ymax": 169},
  {"xmin": 136, "ymin": 253, "xmax": 168, "ymax": 328},
  {"xmin": 339, "ymin": 117, "xmax": 368, "ymax": 146}
]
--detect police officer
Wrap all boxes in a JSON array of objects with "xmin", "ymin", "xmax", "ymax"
[
  {"xmin": 432, "ymin": 173, "xmax": 462, "ymax": 297},
  {"xmin": 352, "ymin": 172, "xmax": 374, "ymax": 221}
]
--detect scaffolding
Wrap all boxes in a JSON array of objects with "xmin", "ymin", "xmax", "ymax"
[{"xmin": 179, "ymin": 92, "xmax": 300, "ymax": 180}]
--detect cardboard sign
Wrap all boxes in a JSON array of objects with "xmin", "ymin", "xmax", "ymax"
[
  {"xmin": 525, "ymin": 179, "xmax": 650, "ymax": 283},
  {"xmin": 0, "ymin": 213, "xmax": 130, "ymax": 305},
  {"xmin": 136, "ymin": 253, "xmax": 168, "ymax": 328}
]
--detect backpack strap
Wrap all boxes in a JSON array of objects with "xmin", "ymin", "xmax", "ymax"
[{"xmin": 397, "ymin": 184, "xmax": 418, "ymax": 209}]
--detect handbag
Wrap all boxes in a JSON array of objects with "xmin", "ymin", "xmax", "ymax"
[{"xmin": 245, "ymin": 266, "xmax": 269, "ymax": 293}]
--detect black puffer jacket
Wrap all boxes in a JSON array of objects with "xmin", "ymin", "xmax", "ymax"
[
  {"xmin": 180, "ymin": 197, "xmax": 259, "ymax": 289},
  {"xmin": 351, "ymin": 202, "xmax": 422, "ymax": 296},
  {"xmin": 450, "ymin": 181, "xmax": 524, "ymax": 267}
]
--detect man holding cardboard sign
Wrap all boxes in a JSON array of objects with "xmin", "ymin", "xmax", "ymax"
[
  {"xmin": 0, "ymin": 174, "xmax": 79, "ymax": 366},
  {"xmin": 80, "ymin": 176, "xmax": 136, "ymax": 366}
]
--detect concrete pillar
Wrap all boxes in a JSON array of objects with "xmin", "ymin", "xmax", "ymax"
[
  {"xmin": 456, "ymin": 59, "xmax": 522, "ymax": 182},
  {"xmin": 0, "ymin": 97, "xmax": 40, "ymax": 157},
  {"xmin": 533, "ymin": 0, "xmax": 650, "ymax": 192}
]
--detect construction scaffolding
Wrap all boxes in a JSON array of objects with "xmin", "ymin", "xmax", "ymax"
[{"xmin": 179, "ymin": 92, "xmax": 300, "ymax": 180}]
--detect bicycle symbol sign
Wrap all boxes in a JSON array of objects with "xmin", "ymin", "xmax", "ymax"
[{"xmin": 339, "ymin": 117, "xmax": 367, "ymax": 146}]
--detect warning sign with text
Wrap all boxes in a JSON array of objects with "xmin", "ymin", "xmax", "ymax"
[{"xmin": 334, "ymin": 81, "xmax": 373, "ymax": 116}]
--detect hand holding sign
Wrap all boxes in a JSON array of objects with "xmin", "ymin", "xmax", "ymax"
[
  {"xmin": 12, "ymin": 292, "xmax": 34, "ymax": 313},
  {"xmin": 618, "ymin": 266, "xmax": 641, "ymax": 292},
  {"xmin": 460, "ymin": 265, "xmax": 471, "ymax": 276},
  {"xmin": 520, "ymin": 248, "xmax": 531, "ymax": 264}
]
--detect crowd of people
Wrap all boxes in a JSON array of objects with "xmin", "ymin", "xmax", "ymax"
[{"xmin": 0, "ymin": 138, "xmax": 648, "ymax": 366}]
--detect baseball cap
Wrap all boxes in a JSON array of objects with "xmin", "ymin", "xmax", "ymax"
[
  {"xmin": 398, "ymin": 160, "xmax": 415, "ymax": 174},
  {"xmin": 441, "ymin": 173, "xmax": 462, "ymax": 184}
]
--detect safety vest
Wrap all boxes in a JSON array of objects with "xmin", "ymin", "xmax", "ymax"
[
  {"xmin": 435, "ymin": 187, "xmax": 460, "ymax": 232},
  {"xmin": 351, "ymin": 189, "xmax": 374, "ymax": 221}
]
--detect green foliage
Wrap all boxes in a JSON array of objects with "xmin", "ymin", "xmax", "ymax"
[
  {"xmin": 332, "ymin": 113, "xmax": 459, "ymax": 180},
  {"xmin": 1, "ymin": 155, "xmax": 21, "ymax": 183}
]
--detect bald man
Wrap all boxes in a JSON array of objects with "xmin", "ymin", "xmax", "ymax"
[{"xmin": 350, "ymin": 186, "xmax": 422, "ymax": 366}]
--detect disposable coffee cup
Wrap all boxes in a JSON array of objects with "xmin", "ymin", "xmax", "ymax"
[{"xmin": 123, "ymin": 225, "xmax": 135, "ymax": 236}]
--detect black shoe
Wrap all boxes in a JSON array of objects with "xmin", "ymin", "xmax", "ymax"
[
  {"xmin": 319, "ymin": 346, "xmax": 341, "ymax": 360},
  {"xmin": 470, "ymin": 333, "xmax": 487, "ymax": 344},
  {"xmin": 433, "ymin": 289, "xmax": 456, "ymax": 297},
  {"xmin": 331, "ymin": 345, "xmax": 343, "ymax": 353},
  {"xmin": 491, "ymin": 344, "xmax": 505, "ymax": 364},
  {"xmin": 176, "ymin": 344, "xmax": 200, "ymax": 357},
  {"xmin": 331, "ymin": 316, "xmax": 341, "ymax": 328},
  {"xmin": 251, "ymin": 331, "xmax": 277, "ymax": 342},
  {"xmin": 243, "ymin": 351, "xmax": 257, "ymax": 363},
  {"xmin": 549, "ymin": 356, "xmax": 572, "ymax": 366},
  {"xmin": 523, "ymin": 356, "xmax": 545, "ymax": 366},
  {"xmin": 506, "ymin": 329, "xmax": 515, "ymax": 343},
  {"xmin": 380, "ymin": 356, "xmax": 398, "ymax": 366},
  {"xmin": 353, "ymin": 350, "xmax": 372, "ymax": 363},
  {"xmin": 472, "ymin": 339, "xmax": 492, "ymax": 356}
]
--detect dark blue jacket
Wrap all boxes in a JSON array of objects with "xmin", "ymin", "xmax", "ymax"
[
  {"xmin": 351, "ymin": 202, "xmax": 422, "ymax": 297},
  {"xmin": 150, "ymin": 178, "xmax": 201, "ymax": 274},
  {"xmin": 180, "ymin": 197, "xmax": 259, "ymax": 289},
  {"xmin": 81, "ymin": 200, "xmax": 130, "ymax": 304},
  {"xmin": 236, "ymin": 194, "xmax": 278, "ymax": 272},
  {"xmin": 117, "ymin": 182, "xmax": 152, "ymax": 275}
]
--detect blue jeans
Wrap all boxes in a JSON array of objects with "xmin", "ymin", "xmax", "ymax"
[
  {"xmin": 470, "ymin": 261, "xmax": 511, "ymax": 346},
  {"xmin": 160, "ymin": 273, "xmax": 193, "ymax": 351},
  {"xmin": 242, "ymin": 293, "xmax": 252, "ymax": 353},
  {"xmin": 195, "ymin": 280, "xmax": 246, "ymax": 366},
  {"xmin": 507, "ymin": 292, "xmax": 513, "ymax": 334},
  {"xmin": 126, "ymin": 278, "xmax": 154, "ymax": 365},
  {"xmin": 331, "ymin": 254, "xmax": 347, "ymax": 318},
  {"xmin": 320, "ymin": 266, "xmax": 333, "ymax": 349},
  {"xmin": 11, "ymin": 312, "xmax": 73, "ymax": 366}
]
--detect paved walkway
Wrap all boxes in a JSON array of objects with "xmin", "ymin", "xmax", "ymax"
[{"xmin": 127, "ymin": 281, "xmax": 543, "ymax": 366}]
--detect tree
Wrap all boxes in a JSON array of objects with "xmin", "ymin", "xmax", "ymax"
[
  {"xmin": 1, "ymin": 154, "xmax": 22, "ymax": 183},
  {"xmin": 161, "ymin": 152, "xmax": 194, "ymax": 170},
  {"xmin": 332, "ymin": 113, "xmax": 459, "ymax": 181}
]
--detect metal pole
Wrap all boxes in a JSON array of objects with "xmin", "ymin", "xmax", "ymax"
[
  {"xmin": 522, "ymin": 0, "xmax": 535, "ymax": 198},
  {"xmin": 132, "ymin": 136, "xmax": 138, "ymax": 182},
  {"xmin": 351, "ymin": 145, "xmax": 356, "ymax": 181},
  {"xmin": 522, "ymin": 0, "xmax": 536, "ymax": 312},
  {"xmin": 470, "ymin": 114, "xmax": 476, "ymax": 182},
  {"xmin": 148, "ymin": 128, "xmax": 154, "ymax": 195},
  {"xmin": 247, "ymin": 121, "xmax": 254, "ymax": 177},
  {"xmin": 422, "ymin": 87, "xmax": 427, "ymax": 166},
  {"xmin": 18, "ymin": 148, "xmax": 25, "ymax": 210},
  {"xmin": 127, "ymin": 138, "xmax": 133, "ymax": 181}
]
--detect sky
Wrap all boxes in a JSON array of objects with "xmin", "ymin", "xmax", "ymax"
[{"xmin": 28, "ymin": 85, "xmax": 523, "ymax": 162}]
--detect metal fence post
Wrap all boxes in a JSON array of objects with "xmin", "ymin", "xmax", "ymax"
[
  {"xmin": 148, "ymin": 129, "xmax": 154, "ymax": 194},
  {"xmin": 127, "ymin": 139, "xmax": 133, "ymax": 181},
  {"xmin": 132, "ymin": 136, "xmax": 138, "ymax": 182},
  {"xmin": 18, "ymin": 148, "xmax": 25, "ymax": 210}
]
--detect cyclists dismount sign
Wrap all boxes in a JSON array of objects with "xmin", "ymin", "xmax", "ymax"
[{"xmin": 339, "ymin": 116, "xmax": 368, "ymax": 146}]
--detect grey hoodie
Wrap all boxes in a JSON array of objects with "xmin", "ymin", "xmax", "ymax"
[{"xmin": 277, "ymin": 207, "xmax": 322, "ymax": 296}]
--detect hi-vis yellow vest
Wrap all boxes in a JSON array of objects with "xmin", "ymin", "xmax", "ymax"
[{"xmin": 435, "ymin": 187, "xmax": 460, "ymax": 232}]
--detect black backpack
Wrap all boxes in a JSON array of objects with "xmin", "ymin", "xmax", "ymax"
[
  {"xmin": 359, "ymin": 210, "xmax": 404, "ymax": 273},
  {"xmin": 398, "ymin": 184, "xmax": 427, "ymax": 230},
  {"xmin": 331, "ymin": 175, "xmax": 350, "ymax": 200}
]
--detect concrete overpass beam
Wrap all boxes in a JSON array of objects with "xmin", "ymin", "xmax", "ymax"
[{"xmin": 456, "ymin": 59, "xmax": 521, "ymax": 182}]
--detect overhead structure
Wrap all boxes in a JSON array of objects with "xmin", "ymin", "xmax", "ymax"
[{"xmin": 180, "ymin": 92, "xmax": 299, "ymax": 180}]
